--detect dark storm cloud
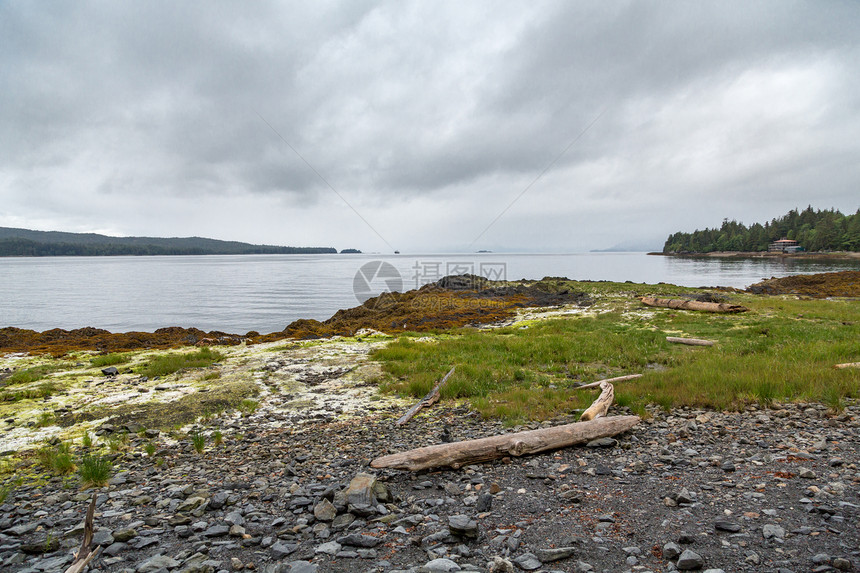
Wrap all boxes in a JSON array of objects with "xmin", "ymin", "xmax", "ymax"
[{"xmin": 1, "ymin": 0, "xmax": 858, "ymax": 250}]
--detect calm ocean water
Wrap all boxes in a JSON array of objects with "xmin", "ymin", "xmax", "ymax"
[{"xmin": 1, "ymin": 253, "xmax": 858, "ymax": 334}]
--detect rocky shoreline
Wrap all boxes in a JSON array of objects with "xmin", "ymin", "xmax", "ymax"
[
  {"xmin": 2, "ymin": 373, "xmax": 857, "ymax": 573},
  {"xmin": 1, "ymin": 274, "xmax": 858, "ymax": 573}
]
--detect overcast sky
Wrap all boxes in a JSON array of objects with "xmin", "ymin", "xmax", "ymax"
[{"xmin": 2, "ymin": 1, "xmax": 859, "ymax": 253}]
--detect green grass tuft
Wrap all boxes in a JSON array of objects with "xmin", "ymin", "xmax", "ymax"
[
  {"xmin": 138, "ymin": 348, "xmax": 224, "ymax": 378},
  {"xmin": 36, "ymin": 442, "xmax": 76, "ymax": 475},
  {"xmin": 78, "ymin": 455, "xmax": 112, "ymax": 488},
  {"xmin": 190, "ymin": 430, "xmax": 206, "ymax": 453},
  {"xmin": 90, "ymin": 353, "xmax": 131, "ymax": 368},
  {"xmin": 4, "ymin": 365, "xmax": 58, "ymax": 385},
  {"xmin": 237, "ymin": 399, "xmax": 259, "ymax": 416}
]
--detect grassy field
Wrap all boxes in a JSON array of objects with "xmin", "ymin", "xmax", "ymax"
[{"xmin": 372, "ymin": 281, "xmax": 860, "ymax": 424}]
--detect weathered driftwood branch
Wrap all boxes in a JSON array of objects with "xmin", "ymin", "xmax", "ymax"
[
  {"xmin": 65, "ymin": 493, "xmax": 101, "ymax": 573},
  {"xmin": 579, "ymin": 381, "xmax": 615, "ymax": 421},
  {"xmin": 574, "ymin": 374, "xmax": 642, "ymax": 390},
  {"xmin": 834, "ymin": 362, "xmax": 860, "ymax": 369},
  {"xmin": 666, "ymin": 336, "xmax": 716, "ymax": 347},
  {"xmin": 371, "ymin": 415, "xmax": 640, "ymax": 471},
  {"xmin": 640, "ymin": 296, "xmax": 749, "ymax": 313},
  {"xmin": 396, "ymin": 366, "xmax": 456, "ymax": 426}
]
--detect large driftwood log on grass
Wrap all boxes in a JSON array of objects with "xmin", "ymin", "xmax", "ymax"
[
  {"xmin": 666, "ymin": 336, "xmax": 716, "ymax": 347},
  {"xmin": 640, "ymin": 296, "xmax": 749, "ymax": 313},
  {"xmin": 834, "ymin": 362, "xmax": 860, "ymax": 369},
  {"xmin": 371, "ymin": 415, "xmax": 640, "ymax": 471},
  {"xmin": 396, "ymin": 366, "xmax": 455, "ymax": 425}
]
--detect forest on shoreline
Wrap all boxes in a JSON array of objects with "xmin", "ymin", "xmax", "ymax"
[
  {"xmin": 0, "ymin": 227, "xmax": 343, "ymax": 256},
  {"xmin": 662, "ymin": 207, "xmax": 860, "ymax": 253}
]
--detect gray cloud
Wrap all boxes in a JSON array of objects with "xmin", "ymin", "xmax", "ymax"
[{"xmin": 1, "ymin": 0, "xmax": 858, "ymax": 252}]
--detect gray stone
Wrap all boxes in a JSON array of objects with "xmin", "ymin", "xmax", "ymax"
[
  {"xmin": 833, "ymin": 558, "xmax": 852, "ymax": 571},
  {"xmin": 132, "ymin": 536, "xmax": 158, "ymax": 549},
  {"xmin": 315, "ymin": 541, "xmax": 342, "ymax": 556},
  {"xmin": 812, "ymin": 553, "xmax": 831, "ymax": 564},
  {"xmin": 112, "ymin": 528, "xmax": 137, "ymax": 542},
  {"xmin": 663, "ymin": 542, "xmax": 682, "ymax": 560},
  {"xmin": 271, "ymin": 541, "xmax": 298, "ymax": 559},
  {"xmin": 137, "ymin": 554, "xmax": 180, "ymax": 573},
  {"xmin": 798, "ymin": 467, "xmax": 816, "ymax": 479},
  {"xmin": 448, "ymin": 514, "xmax": 479, "ymax": 538},
  {"xmin": 331, "ymin": 513, "xmax": 355, "ymax": 531},
  {"xmin": 102, "ymin": 542, "xmax": 127, "ymax": 556},
  {"xmin": 286, "ymin": 561, "xmax": 318, "ymax": 573},
  {"xmin": 714, "ymin": 520, "xmax": 741, "ymax": 532},
  {"xmin": 202, "ymin": 525, "xmax": 230, "ymax": 537},
  {"xmin": 92, "ymin": 530, "xmax": 114, "ymax": 546},
  {"xmin": 513, "ymin": 553, "xmax": 543, "ymax": 571},
  {"xmin": 535, "ymin": 547, "xmax": 576, "ymax": 562},
  {"xmin": 337, "ymin": 533, "xmax": 382, "ymax": 548},
  {"xmin": 476, "ymin": 493, "xmax": 493, "ymax": 512},
  {"xmin": 6, "ymin": 522, "xmax": 38, "ymax": 536},
  {"xmin": 676, "ymin": 549, "xmax": 704, "ymax": 570},
  {"xmin": 422, "ymin": 558, "xmax": 461, "ymax": 572},
  {"xmin": 314, "ymin": 498, "xmax": 337, "ymax": 522},
  {"xmin": 31, "ymin": 554, "xmax": 73, "ymax": 572},
  {"xmin": 208, "ymin": 491, "xmax": 230, "ymax": 510},
  {"xmin": 585, "ymin": 437, "xmax": 617, "ymax": 448},
  {"xmin": 488, "ymin": 557, "xmax": 515, "ymax": 572},
  {"xmin": 344, "ymin": 472, "xmax": 381, "ymax": 516},
  {"xmin": 762, "ymin": 524, "xmax": 785, "ymax": 540},
  {"xmin": 177, "ymin": 496, "xmax": 207, "ymax": 512}
]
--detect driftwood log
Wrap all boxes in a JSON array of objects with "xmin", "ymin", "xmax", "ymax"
[
  {"xmin": 574, "ymin": 374, "xmax": 642, "ymax": 390},
  {"xmin": 834, "ymin": 362, "xmax": 860, "ymax": 369},
  {"xmin": 65, "ymin": 494, "xmax": 101, "ymax": 573},
  {"xmin": 396, "ymin": 366, "xmax": 455, "ymax": 425},
  {"xmin": 666, "ymin": 336, "xmax": 716, "ymax": 347},
  {"xmin": 579, "ymin": 381, "xmax": 615, "ymax": 421},
  {"xmin": 371, "ymin": 415, "xmax": 640, "ymax": 471},
  {"xmin": 640, "ymin": 296, "xmax": 749, "ymax": 313}
]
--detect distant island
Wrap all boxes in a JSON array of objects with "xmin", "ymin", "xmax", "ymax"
[
  {"xmin": 0, "ymin": 227, "xmax": 347, "ymax": 257},
  {"xmin": 662, "ymin": 206, "xmax": 860, "ymax": 254}
]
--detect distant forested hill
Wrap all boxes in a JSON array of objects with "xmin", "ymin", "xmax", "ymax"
[
  {"xmin": 0, "ymin": 227, "xmax": 338, "ymax": 256},
  {"xmin": 663, "ymin": 207, "xmax": 860, "ymax": 253}
]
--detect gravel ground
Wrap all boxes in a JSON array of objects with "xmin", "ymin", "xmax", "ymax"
[{"xmin": 2, "ymin": 395, "xmax": 858, "ymax": 573}]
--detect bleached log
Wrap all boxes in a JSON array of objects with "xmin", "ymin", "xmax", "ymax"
[
  {"xmin": 370, "ymin": 415, "xmax": 640, "ymax": 471},
  {"xmin": 579, "ymin": 381, "xmax": 615, "ymax": 421},
  {"xmin": 575, "ymin": 374, "xmax": 642, "ymax": 390},
  {"xmin": 396, "ymin": 366, "xmax": 455, "ymax": 426},
  {"xmin": 666, "ymin": 336, "xmax": 716, "ymax": 347},
  {"xmin": 834, "ymin": 362, "xmax": 860, "ymax": 369},
  {"xmin": 640, "ymin": 296, "xmax": 749, "ymax": 313},
  {"xmin": 65, "ymin": 494, "xmax": 101, "ymax": 573}
]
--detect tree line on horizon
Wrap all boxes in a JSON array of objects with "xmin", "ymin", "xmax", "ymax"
[
  {"xmin": 0, "ymin": 226, "xmax": 341, "ymax": 256},
  {"xmin": 662, "ymin": 206, "xmax": 860, "ymax": 253}
]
